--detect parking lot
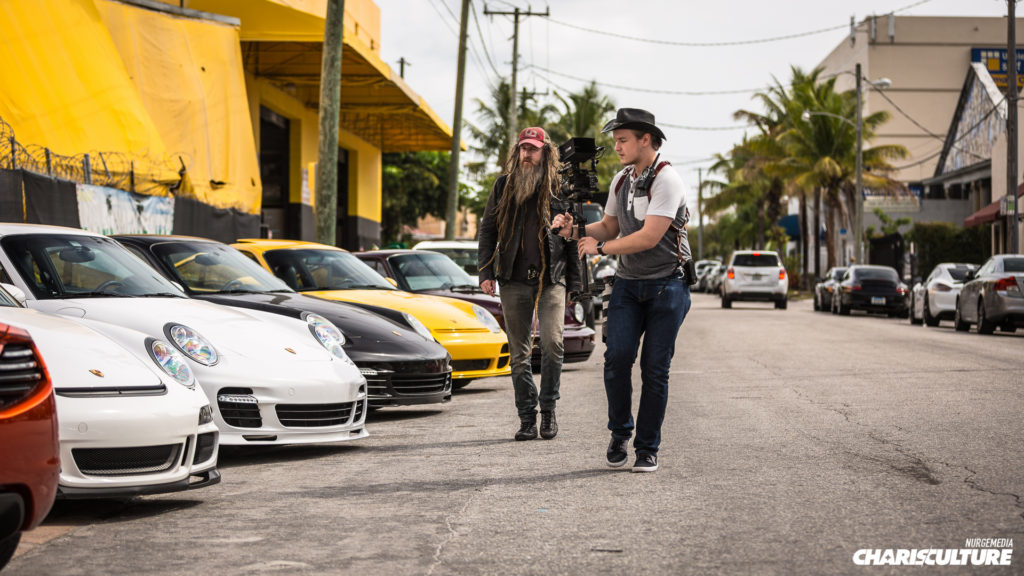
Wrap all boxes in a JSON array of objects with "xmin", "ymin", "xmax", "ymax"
[{"xmin": 7, "ymin": 293, "xmax": 1023, "ymax": 575}]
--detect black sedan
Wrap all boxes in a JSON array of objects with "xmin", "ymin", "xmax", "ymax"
[
  {"xmin": 813, "ymin": 267, "xmax": 847, "ymax": 312},
  {"xmin": 832, "ymin": 265, "xmax": 909, "ymax": 317},
  {"xmin": 357, "ymin": 249, "xmax": 595, "ymax": 365},
  {"xmin": 114, "ymin": 235, "xmax": 452, "ymax": 409}
]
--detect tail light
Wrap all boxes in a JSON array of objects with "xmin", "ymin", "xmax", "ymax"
[
  {"xmin": 993, "ymin": 276, "xmax": 1022, "ymax": 296},
  {"xmin": 727, "ymin": 267, "xmax": 735, "ymax": 280},
  {"xmin": 779, "ymin": 269, "xmax": 786, "ymax": 280},
  {"xmin": 931, "ymin": 283, "xmax": 952, "ymax": 293},
  {"xmin": 844, "ymin": 284, "xmax": 862, "ymax": 292},
  {"xmin": 897, "ymin": 286, "xmax": 908, "ymax": 296},
  {"xmin": 0, "ymin": 323, "xmax": 53, "ymax": 416}
]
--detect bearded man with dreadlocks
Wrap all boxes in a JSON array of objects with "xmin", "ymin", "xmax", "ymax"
[{"xmin": 478, "ymin": 126, "xmax": 582, "ymax": 442}]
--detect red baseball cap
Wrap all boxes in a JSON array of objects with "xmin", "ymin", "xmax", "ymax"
[{"xmin": 518, "ymin": 127, "xmax": 546, "ymax": 148}]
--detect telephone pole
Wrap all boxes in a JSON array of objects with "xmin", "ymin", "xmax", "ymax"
[
  {"xmin": 697, "ymin": 167, "xmax": 704, "ymax": 260},
  {"xmin": 483, "ymin": 4, "xmax": 549, "ymax": 157},
  {"xmin": 315, "ymin": 0, "xmax": 344, "ymax": 246},
  {"xmin": 1009, "ymin": 0, "xmax": 1019, "ymax": 253},
  {"xmin": 444, "ymin": 0, "xmax": 470, "ymax": 240}
]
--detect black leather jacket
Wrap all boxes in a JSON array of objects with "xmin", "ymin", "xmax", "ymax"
[{"xmin": 478, "ymin": 175, "xmax": 582, "ymax": 292}]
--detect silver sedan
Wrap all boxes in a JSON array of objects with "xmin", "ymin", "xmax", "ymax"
[
  {"xmin": 953, "ymin": 254, "xmax": 1024, "ymax": 334},
  {"xmin": 909, "ymin": 263, "xmax": 976, "ymax": 327}
]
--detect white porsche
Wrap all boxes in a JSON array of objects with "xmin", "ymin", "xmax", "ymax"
[
  {"xmin": 0, "ymin": 224, "xmax": 367, "ymax": 446},
  {"xmin": 0, "ymin": 284, "xmax": 219, "ymax": 498}
]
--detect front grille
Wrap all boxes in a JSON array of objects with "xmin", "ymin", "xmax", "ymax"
[
  {"xmin": 193, "ymin": 432, "xmax": 217, "ymax": 464},
  {"xmin": 0, "ymin": 343, "xmax": 44, "ymax": 410},
  {"xmin": 276, "ymin": 402, "xmax": 354, "ymax": 427},
  {"xmin": 452, "ymin": 359, "xmax": 489, "ymax": 372},
  {"xmin": 352, "ymin": 399, "xmax": 364, "ymax": 422},
  {"xmin": 363, "ymin": 374, "xmax": 388, "ymax": 397},
  {"xmin": 390, "ymin": 372, "xmax": 450, "ymax": 395},
  {"xmin": 497, "ymin": 356, "xmax": 510, "ymax": 369},
  {"xmin": 73, "ymin": 444, "xmax": 180, "ymax": 476},
  {"xmin": 217, "ymin": 387, "xmax": 262, "ymax": 428},
  {"xmin": 500, "ymin": 344, "xmax": 509, "ymax": 355}
]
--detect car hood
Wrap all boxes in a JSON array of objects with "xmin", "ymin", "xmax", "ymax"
[
  {"xmin": 30, "ymin": 297, "xmax": 329, "ymax": 362},
  {"xmin": 301, "ymin": 289, "xmax": 491, "ymax": 332},
  {"xmin": 415, "ymin": 289, "xmax": 501, "ymax": 314},
  {"xmin": 194, "ymin": 292, "xmax": 449, "ymax": 361},
  {"xmin": 0, "ymin": 307, "xmax": 166, "ymax": 391}
]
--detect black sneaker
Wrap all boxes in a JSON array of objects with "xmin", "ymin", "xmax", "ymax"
[
  {"xmin": 606, "ymin": 437, "xmax": 628, "ymax": 467},
  {"xmin": 539, "ymin": 410, "xmax": 558, "ymax": 439},
  {"xmin": 514, "ymin": 421, "xmax": 538, "ymax": 441},
  {"xmin": 632, "ymin": 453, "xmax": 658, "ymax": 473}
]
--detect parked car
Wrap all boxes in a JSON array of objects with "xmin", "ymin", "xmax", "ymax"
[
  {"xmin": 909, "ymin": 263, "xmax": 977, "ymax": 327},
  {"xmin": 356, "ymin": 249, "xmax": 595, "ymax": 365},
  {"xmin": 114, "ymin": 235, "xmax": 452, "ymax": 409},
  {"xmin": 233, "ymin": 239, "xmax": 511, "ymax": 388},
  {"xmin": 0, "ymin": 224, "xmax": 368, "ymax": 446},
  {"xmin": 832, "ymin": 265, "xmax": 909, "ymax": 317},
  {"xmin": 411, "ymin": 240, "xmax": 481, "ymax": 284},
  {"xmin": 0, "ymin": 322, "xmax": 59, "ymax": 571},
  {"xmin": 813, "ymin": 267, "xmax": 847, "ymax": 312},
  {"xmin": 694, "ymin": 261, "xmax": 719, "ymax": 293},
  {"xmin": 720, "ymin": 250, "xmax": 788, "ymax": 309},
  {"xmin": 0, "ymin": 285, "xmax": 219, "ymax": 498},
  {"xmin": 705, "ymin": 262, "xmax": 727, "ymax": 295},
  {"xmin": 953, "ymin": 254, "xmax": 1024, "ymax": 334}
]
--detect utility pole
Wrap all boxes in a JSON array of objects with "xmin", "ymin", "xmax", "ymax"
[
  {"xmin": 854, "ymin": 62, "xmax": 864, "ymax": 264},
  {"xmin": 397, "ymin": 57, "xmax": 410, "ymax": 78},
  {"xmin": 1009, "ymin": 0, "xmax": 1019, "ymax": 253},
  {"xmin": 315, "ymin": 0, "xmax": 344, "ymax": 246},
  {"xmin": 484, "ymin": 5, "xmax": 548, "ymax": 158},
  {"xmin": 697, "ymin": 167, "xmax": 703, "ymax": 260},
  {"xmin": 444, "ymin": 0, "xmax": 470, "ymax": 241}
]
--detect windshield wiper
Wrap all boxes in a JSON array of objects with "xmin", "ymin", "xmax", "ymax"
[
  {"xmin": 57, "ymin": 291, "xmax": 125, "ymax": 299},
  {"xmin": 342, "ymin": 284, "xmax": 389, "ymax": 290},
  {"xmin": 214, "ymin": 288, "xmax": 264, "ymax": 295},
  {"xmin": 450, "ymin": 284, "xmax": 481, "ymax": 293},
  {"xmin": 135, "ymin": 292, "xmax": 186, "ymax": 298}
]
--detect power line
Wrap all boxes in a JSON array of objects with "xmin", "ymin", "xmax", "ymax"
[
  {"xmin": 470, "ymin": 0, "xmax": 502, "ymax": 79},
  {"xmin": 528, "ymin": 64, "xmax": 765, "ymax": 96},
  {"xmin": 872, "ymin": 87, "xmax": 987, "ymax": 161},
  {"xmin": 544, "ymin": 0, "xmax": 933, "ymax": 48},
  {"xmin": 890, "ymin": 95, "xmax": 1004, "ymax": 170}
]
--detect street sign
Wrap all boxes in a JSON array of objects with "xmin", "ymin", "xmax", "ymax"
[{"xmin": 972, "ymin": 48, "xmax": 1024, "ymax": 89}]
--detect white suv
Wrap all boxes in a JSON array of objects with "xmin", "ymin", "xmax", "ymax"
[{"xmin": 721, "ymin": 250, "xmax": 788, "ymax": 309}]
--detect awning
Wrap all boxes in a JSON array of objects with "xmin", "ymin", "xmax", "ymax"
[
  {"xmin": 179, "ymin": 0, "xmax": 457, "ymax": 152},
  {"xmin": 965, "ymin": 199, "xmax": 1003, "ymax": 227}
]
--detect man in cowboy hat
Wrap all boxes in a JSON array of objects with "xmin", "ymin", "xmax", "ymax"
[
  {"xmin": 479, "ymin": 126, "xmax": 582, "ymax": 441},
  {"xmin": 552, "ymin": 108, "xmax": 692, "ymax": 472}
]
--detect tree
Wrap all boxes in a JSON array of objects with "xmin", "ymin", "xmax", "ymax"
[{"xmin": 380, "ymin": 151, "xmax": 451, "ymax": 245}]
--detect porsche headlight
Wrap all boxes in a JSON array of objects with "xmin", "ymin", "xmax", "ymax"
[
  {"xmin": 165, "ymin": 324, "xmax": 218, "ymax": 366},
  {"xmin": 472, "ymin": 304, "xmax": 502, "ymax": 333},
  {"xmin": 572, "ymin": 302, "xmax": 585, "ymax": 324},
  {"xmin": 304, "ymin": 312, "xmax": 349, "ymax": 360},
  {"xmin": 402, "ymin": 312, "xmax": 435, "ymax": 341},
  {"xmin": 147, "ymin": 338, "xmax": 196, "ymax": 388}
]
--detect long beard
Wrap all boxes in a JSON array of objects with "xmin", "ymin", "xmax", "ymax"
[{"xmin": 513, "ymin": 163, "xmax": 543, "ymax": 206}]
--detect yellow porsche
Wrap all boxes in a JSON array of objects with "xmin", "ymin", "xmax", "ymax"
[{"xmin": 233, "ymin": 239, "xmax": 510, "ymax": 387}]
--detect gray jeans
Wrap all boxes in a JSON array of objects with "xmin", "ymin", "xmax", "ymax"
[{"xmin": 499, "ymin": 281, "xmax": 566, "ymax": 420}]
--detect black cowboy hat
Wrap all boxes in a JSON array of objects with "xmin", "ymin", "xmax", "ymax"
[{"xmin": 600, "ymin": 108, "xmax": 666, "ymax": 141}]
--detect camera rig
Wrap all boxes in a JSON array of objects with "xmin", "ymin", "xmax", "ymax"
[{"xmin": 553, "ymin": 137, "xmax": 604, "ymax": 300}]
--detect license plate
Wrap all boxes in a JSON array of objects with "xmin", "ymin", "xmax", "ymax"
[
  {"xmin": 752, "ymin": 273, "xmax": 762, "ymax": 280},
  {"xmin": 871, "ymin": 296, "xmax": 885, "ymax": 305}
]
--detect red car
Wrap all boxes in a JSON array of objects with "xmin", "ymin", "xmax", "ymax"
[
  {"xmin": 357, "ymin": 250, "xmax": 595, "ymax": 365},
  {"xmin": 0, "ymin": 323, "xmax": 60, "ymax": 570}
]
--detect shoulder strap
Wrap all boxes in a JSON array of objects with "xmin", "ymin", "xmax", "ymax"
[{"xmin": 645, "ymin": 161, "xmax": 672, "ymax": 201}]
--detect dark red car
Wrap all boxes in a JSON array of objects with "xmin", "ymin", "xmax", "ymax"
[
  {"xmin": 0, "ymin": 323, "xmax": 60, "ymax": 570},
  {"xmin": 357, "ymin": 250, "xmax": 595, "ymax": 365}
]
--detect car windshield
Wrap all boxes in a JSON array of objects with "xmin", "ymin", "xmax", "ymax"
[
  {"xmin": 263, "ymin": 249, "xmax": 394, "ymax": 291},
  {"xmin": 151, "ymin": 241, "xmax": 292, "ymax": 294},
  {"xmin": 947, "ymin": 266, "xmax": 974, "ymax": 281},
  {"xmin": 431, "ymin": 248, "xmax": 479, "ymax": 276},
  {"xmin": 1, "ymin": 234, "xmax": 186, "ymax": 299},
  {"xmin": 390, "ymin": 252, "xmax": 476, "ymax": 291},
  {"xmin": 733, "ymin": 254, "xmax": 779, "ymax": 267},
  {"xmin": 1004, "ymin": 257, "xmax": 1024, "ymax": 272},
  {"xmin": 854, "ymin": 267, "xmax": 898, "ymax": 282},
  {"xmin": 831, "ymin": 268, "xmax": 848, "ymax": 281}
]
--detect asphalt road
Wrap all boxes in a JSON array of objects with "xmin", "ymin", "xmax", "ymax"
[{"xmin": 8, "ymin": 293, "xmax": 1023, "ymax": 575}]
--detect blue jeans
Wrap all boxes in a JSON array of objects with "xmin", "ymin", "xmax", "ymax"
[
  {"xmin": 499, "ymin": 281, "xmax": 566, "ymax": 421},
  {"xmin": 604, "ymin": 273, "xmax": 690, "ymax": 455}
]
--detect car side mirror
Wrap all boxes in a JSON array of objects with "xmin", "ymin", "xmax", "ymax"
[
  {"xmin": 386, "ymin": 277, "xmax": 398, "ymax": 288},
  {"xmin": 1, "ymin": 283, "xmax": 27, "ymax": 305}
]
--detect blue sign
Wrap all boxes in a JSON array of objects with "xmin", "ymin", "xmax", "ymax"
[{"xmin": 972, "ymin": 48, "xmax": 1024, "ymax": 88}]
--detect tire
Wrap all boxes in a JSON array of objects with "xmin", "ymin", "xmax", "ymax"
[
  {"xmin": 977, "ymin": 299, "xmax": 996, "ymax": 335},
  {"xmin": 909, "ymin": 295, "xmax": 922, "ymax": 325},
  {"xmin": 721, "ymin": 295, "xmax": 731, "ymax": 309},
  {"xmin": 838, "ymin": 299, "xmax": 851, "ymax": 316},
  {"xmin": 923, "ymin": 296, "xmax": 939, "ymax": 327},
  {"xmin": 0, "ymin": 531, "xmax": 20, "ymax": 571},
  {"xmin": 452, "ymin": 379, "xmax": 473, "ymax": 389},
  {"xmin": 775, "ymin": 298, "xmax": 787, "ymax": 310},
  {"xmin": 813, "ymin": 293, "xmax": 820, "ymax": 311},
  {"xmin": 953, "ymin": 299, "xmax": 970, "ymax": 332}
]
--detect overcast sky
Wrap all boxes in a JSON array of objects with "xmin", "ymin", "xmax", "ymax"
[{"xmin": 375, "ymin": 0, "xmax": 1011, "ymax": 210}]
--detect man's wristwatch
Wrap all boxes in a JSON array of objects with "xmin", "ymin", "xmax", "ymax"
[{"xmin": 596, "ymin": 241, "xmax": 606, "ymax": 255}]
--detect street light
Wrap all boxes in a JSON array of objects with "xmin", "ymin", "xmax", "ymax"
[{"xmin": 801, "ymin": 64, "xmax": 891, "ymax": 265}]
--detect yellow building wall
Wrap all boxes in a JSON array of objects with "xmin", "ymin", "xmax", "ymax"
[{"xmin": 246, "ymin": 74, "xmax": 381, "ymax": 224}]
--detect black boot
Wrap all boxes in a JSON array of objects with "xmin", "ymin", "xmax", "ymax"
[
  {"xmin": 540, "ymin": 410, "xmax": 558, "ymax": 439},
  {"xmin": 514, "ymin": 417, "xmax": 538, "ymax": 441}
]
